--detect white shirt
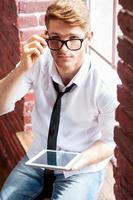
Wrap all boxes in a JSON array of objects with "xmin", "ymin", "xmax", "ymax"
[{"xmin": 2, "ymin": 48, "xmax": 118, "ymax": 177}]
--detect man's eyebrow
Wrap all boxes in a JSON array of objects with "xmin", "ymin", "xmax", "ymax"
[
  {"xmin": 48, "ymin": 32, "xmax": 83, "ymax": 38},
  {"xmin": 48, "ymin": 32, "xmax": 59, "ymax": 36}
]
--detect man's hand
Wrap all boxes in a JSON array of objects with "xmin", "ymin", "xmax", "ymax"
[
  {"xmin": 65, "ymin": 140, "xmax": 114, "ymax": 171},
  {"xmin": 20, "ymin": 34, "xmax": 48, "ymax": 71},
  {"xmin": 66, "ymin": 153, "xmax": 90, "ymax": 171}
]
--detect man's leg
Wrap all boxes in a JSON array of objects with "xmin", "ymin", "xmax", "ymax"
[
  {"xmin": 52, "ymin": 170, "xmax": 105, "ymax": 200},
  {"xmin": 0, "ymin": 156, "xmax": 44, "ymax": 200}
]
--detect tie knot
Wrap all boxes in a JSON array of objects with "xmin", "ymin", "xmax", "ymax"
[{"xmin": 52, "ymin": 80, "xmax": 76, "ymax": 97}]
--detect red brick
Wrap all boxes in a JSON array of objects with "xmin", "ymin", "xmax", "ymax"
[
  {"xmin": 24, "ymin": 115, "xmax": 32, "ymax": 124},
  {"xmin": 39, "ymin": 14, "xmax": 45, "ymax": 26},
  {"xmin": 119, "ymin": 0, "xmax": 133, "ymax": 12},
  {"xmin": 115, "ymin": 167, "xmax": 133, "ymax": 196},
  {"xmin": 114, "ymin": 184, "xmax": 125, "ymax": 200},
  {"xmin": 113, "ymin": 165, "xmax": 120, "ymax": 183},
  {"xmin": 115, "ymin": 124, "xmax": 133, "ymax": 142},
  {"xmin": 117, "ymin": 85, "xmax": 133, "ymax": 107},
  {"xmin": 23, "ymin": 101, "xmax": 34, "ymax": 114},
  {"xmin": 118, "ymin": 10, "xmax": 133, "ymax": 41},
  {"xmin": 15, "ymin": 100, "xmax": 24, "ymax": 113},
  {"xmin": 114, "ymin": 168, "xmax": 128, "ymax": 193},
  {"xmin": 116, "ymin": 100, "xmax": 133, "ymax": 120},
  {"xmin": 124, "ymin": 106, "xmax": 133, "ymax": 120},
  {"xmin": 17, "ymin": 15, "xmax": 38, "ymax": 28},
  {"xmin": 114, "ymin": 0, "xmax": 133, "ymax": 198},
  {"xmin": 0, "ymin": 1, "xmax": 17, "ymax": 20},
  {"xmin": 114, "ymin": 183, "xmax": 133, "ymax": 200},
  {"xmin": 114, "ymin": 152, "xmax": 133, "ymax": 195},
  {"xmin": 115, "ymin": 105, "xmax": 133, "ymax": 132},
  {"xmin": 24, "ymin": 124, "xmax": 32, "ymax": 132},
  {"xmin": 18, "ymin": 0, "xmax": 54, "ymax": 14},
  {"xmin": 0, "ymin": 26, "xmax": 20, "ymax": 78},
  {"xmin": 115, "ymin": 148, "xmax": 133, "ymax": 183},
  {"xmin": 117, "ymin": 38, "xmax": 133, "ymax": 67},
  {"xmin": 117, "ymin": 61, "xmax": 133, "ymax": 91},
  {"xmin": 19, "ymin": 27, "xmax": 44, "ymax": 41},
  {"xmin": 8, "ymin": 111, "xmax": 23, "ymax": 131},
  {"xmin": 0, "ymin": 110, "xmax": 25, "ymax": 166},
  {"xmin": 0, "ymin": 0, "xmax": 26, "ymax": 169},
  {"xmin": 114, "ymin": 126, "xmax": 133, "ymax": 165}
]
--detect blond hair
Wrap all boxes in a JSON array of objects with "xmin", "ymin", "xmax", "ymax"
[{"xmin": 45, "ymin": 0, "xmax": 90, "ymax": 32}]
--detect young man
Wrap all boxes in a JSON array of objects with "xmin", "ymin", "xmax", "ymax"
[{"xmin": 0, "ymin": 0, "xmax": 118, "ymax": 199}]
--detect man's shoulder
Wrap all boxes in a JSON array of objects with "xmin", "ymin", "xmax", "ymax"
[{"xmin": 90, "ymin": 58, "xmax": 120, "ymax": 89}]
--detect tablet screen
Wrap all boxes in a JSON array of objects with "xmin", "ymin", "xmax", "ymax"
[{"xmin": 25, "ymin": 149, "xmax": 80, "ymax": 170}]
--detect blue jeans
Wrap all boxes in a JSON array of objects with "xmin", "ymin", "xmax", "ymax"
[{"xmin": 0, "ymin": 156, "xmax": 105, "ymax": 200}]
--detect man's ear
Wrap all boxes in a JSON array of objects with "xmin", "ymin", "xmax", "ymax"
[
  {"xmin": 87, "ymin": 31, "xmax": 93, "ymax": 41},
  {"xmin": 86, "ymin": 31, "xmax": 93, "ymax": 48}
]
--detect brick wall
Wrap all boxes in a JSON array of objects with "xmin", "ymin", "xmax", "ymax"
[
  {"xmin": 0, "ymin": 0, "xmax": 24, "ymax": 170},
  {"xmin": 0, "ymin": 0, "xmax": 53, "ymax": 170},
  {"xmin": 114, "ymin": 0, "xmax": 133, "ymax": 199},
  {"xmin": 17, "ymin": 0, "xmax": 53, "ymax": 41}
]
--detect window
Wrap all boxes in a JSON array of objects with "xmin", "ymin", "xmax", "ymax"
[{"xmin": 86, "ymin": 0, "xmax": 121, "ymax": 84}]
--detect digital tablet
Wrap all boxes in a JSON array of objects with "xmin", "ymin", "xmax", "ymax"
[{"xmin": 25, "ymin": 149, "xmax": 81, "ymax": 170}]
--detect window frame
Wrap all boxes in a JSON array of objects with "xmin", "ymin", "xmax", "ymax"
[{"xmin": 86, "ymin": 0, "xmax": 118, "ymax": 69}]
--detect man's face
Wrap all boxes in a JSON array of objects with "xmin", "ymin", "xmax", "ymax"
[{"xmin": 47, "ymin": 19, "xmax": 90, "ymax": 75}]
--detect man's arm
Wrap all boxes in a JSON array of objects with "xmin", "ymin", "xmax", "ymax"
[
  {"xmin": 67, "ymin": 84, "xmax": 118, "ymax": 171},
  {"xmin": 0, "ymin": 65, "xmax": 30, "ymax": 114},
  {"xmin": 67, "ymin": 140, "xmax": 114, "ymax": 170},
  {"xmin": 0, "ymin": 34, "xmax": 47, "ymax": 114}
]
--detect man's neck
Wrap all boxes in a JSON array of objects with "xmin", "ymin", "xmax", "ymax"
[{"xmin": 58, "ymin": 68, "xmax": 80, "ymax": 86}]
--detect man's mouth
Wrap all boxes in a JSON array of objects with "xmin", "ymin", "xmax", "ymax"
[{"xmin": 57, "ymin": 54, "xmax": 72, "ymax": 59}]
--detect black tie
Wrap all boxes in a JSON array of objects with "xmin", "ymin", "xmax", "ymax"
[
  {"xmin": 47, "ymin": 80, "xmax": 76, "ymax": 150},
  {"xmin": 43, "ymin": 81, "xmax": 76, "ymax": 198}
]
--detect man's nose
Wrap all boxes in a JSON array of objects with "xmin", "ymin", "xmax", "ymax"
[{"xmin": 60, "ymin": 43, "xmax": 68, "ymax": 51}]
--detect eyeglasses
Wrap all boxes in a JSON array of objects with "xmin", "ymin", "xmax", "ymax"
[{"xmin": 46, "ymin": 38, "xmax": 85, "ymax": 51}]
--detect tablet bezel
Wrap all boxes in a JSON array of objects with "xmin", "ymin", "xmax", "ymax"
[{"xmin": 25, "ymin": 149, "xmax": 81, "ymax": 170}]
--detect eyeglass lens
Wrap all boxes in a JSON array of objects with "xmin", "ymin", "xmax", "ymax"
[{"xmin": 47, "ymin": 39, "xmax": 83, "ymax": 51}]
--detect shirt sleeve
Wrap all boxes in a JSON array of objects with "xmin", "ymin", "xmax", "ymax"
[
  {"xmin": 14, "ymin": 62, "xmax": 34, "ymax": 101},
  {"xmin": 0, "ymin": 62, "xmax": 35, "ymax": 115},
  {"xmin": 97, "ymin": 83, "xmax": 119, "ymax": 145}
]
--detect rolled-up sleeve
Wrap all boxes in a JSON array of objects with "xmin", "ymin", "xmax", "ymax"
[
  {"xmin": 0, "ymin": 63, "xmax": 35, "ymax": 115},
  {"xmin": 97, "ymin": 85, "xmax": 119, "ymax": 145}
]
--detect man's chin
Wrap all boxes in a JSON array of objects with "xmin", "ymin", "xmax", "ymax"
[{"xmin": 60, "ymin": 62, "xmax": 74, "ymax": 68}]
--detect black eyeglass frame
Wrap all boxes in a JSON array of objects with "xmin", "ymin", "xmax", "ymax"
[{"xmin": 45, "ymin": 38, "xmax": 85, "ymax": 51}]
